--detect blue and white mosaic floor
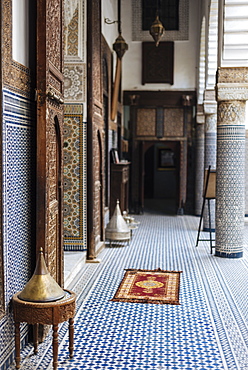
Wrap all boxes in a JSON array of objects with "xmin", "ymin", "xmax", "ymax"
[{"xmin": 9, "ymin": 214, "xmax": 248, "ymax": 369}]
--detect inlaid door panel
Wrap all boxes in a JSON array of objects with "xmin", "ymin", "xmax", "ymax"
[{"xmin": 36, "ymin": 0, "xmax": 64, "ymax": 285}]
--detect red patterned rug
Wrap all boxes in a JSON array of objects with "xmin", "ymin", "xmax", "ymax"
[{"xmin": 111, "ymin": 268, "xmax": 182, "ymax": 305}]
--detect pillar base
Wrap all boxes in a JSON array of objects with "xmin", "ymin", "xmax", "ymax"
[
  {"xmin": 86, "ymin": 258, "xmax": 101, "ymax": 263},
  {"xmin": 215, "ymin": 250, "xmax": 243, "ymax": 259}
]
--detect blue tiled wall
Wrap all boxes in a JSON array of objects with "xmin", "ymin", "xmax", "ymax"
[{"xmin": 0, "ymin": 89, "xmax": 35, "ymax": 368}]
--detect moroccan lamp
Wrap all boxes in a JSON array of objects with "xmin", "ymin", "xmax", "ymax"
[
  {"xmin": 113, "ymin": 33, "xmax": 128, "ymax": 60},
  {"xmin": 150, "ymin": 13, "xmax": 164, "ymax": 47},
  {"xmin": 18, "ymin": 248, "xmax": 65, "ymax": 302},
  {"xmin": 111, "ymin": 33, "xmax": 128, "ymax": 121},
  {"xmin": 149, "ymin": 0, "xmax": 164, "ymax": 47},
  {"xmin": 105, "ymin": 0, "xmax": 128, "ymax": 121}
]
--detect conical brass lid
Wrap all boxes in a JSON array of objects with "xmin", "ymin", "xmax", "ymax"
[
  {"xmin": 106, "ymin": 200, "xmax": 130, "ymax": 241},
  {"xmin": 18, "ymin": 248, "xmax": 65, "ymax": 302}
]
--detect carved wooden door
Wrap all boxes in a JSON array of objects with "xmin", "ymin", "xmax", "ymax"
[{"xmin": 36, "ymin": 0, "xmax": 64, "ymax": 285}]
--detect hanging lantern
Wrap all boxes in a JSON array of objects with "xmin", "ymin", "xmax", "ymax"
[
  {"xmin": 113, "ymin": 33, "xmax": 128, "ymax": 60},
  {"xmin": 150, "ymin": 14, "xmax": 164, "ymax": 47}
]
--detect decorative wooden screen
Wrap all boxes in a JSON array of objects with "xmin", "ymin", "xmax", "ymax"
[{"xmin": 142, "ymin": 42, "xmax": 174, "ymax": 85}]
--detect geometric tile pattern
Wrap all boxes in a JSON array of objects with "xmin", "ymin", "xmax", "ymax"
[
  {"xmin": 245, "ymin": 131, "xmax": 248, "ymax": 216},
  {"xmin": 66, "ymin": 6, "xmax": 79, "ymax": 56},
  {"xmin": 216, "ymin": 124, "xmax": 245, "ymax": 257},
  {"xmin": 203, "ymin": 131, "xmax": 216, "ymax": 231},
  {"xmin": 164, "ymin": 108, "xmax": 184, "ymax": 137},
  {"xmin": 8, "ymin": 214, "xmax": 248, "ymax": 369},
  {"xmin": 136, "ymin": 109, "xmax": 156, "ymax": 137},
  {"xmin": 64, "ymin": 112, "xmax": 87, "ymax": 251},
  {"xmin": 205, "ymin": 132, "xmax": 216, "ymax": 168},
  {"xmin": 195, "ymin": 124, "xmax": 204, "ymax": 216},
  {"xmin": 1, "ymin": 89, "xmax": 35, "ymax": 369},
  {"xmin": 64, "ymin": 0, "xmax": 86, "ymax": 108},
  {"xmin": 64, "ymin": 0, "xmax": 85, "ymax": 63}
]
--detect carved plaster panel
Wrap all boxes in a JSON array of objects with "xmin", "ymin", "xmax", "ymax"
[
  {"xmin": 65, "ymin": 0, "xmax": 85, "ymax": 62},
  {"xmin": 67, "ymin": 6, "xmax": 79, "ymax": 56},
  {"xmin": 64, "ymin": 64, "xmax": 86, "ymax": 102},
  {"xmin": 217, "ymin": 85, "xmax": 248, "ymax": 102},
  {"xmin": 217, "ymin": 67, "xmax": 248, "ymax": 101},
  {"xmin": 218, "ymin": 101, "xmax": 246, "ymax": 126},
  {"xmin": 205, "ymin": 113, "xmax": 217, "ymax": 132},
  {"xmin": 64, "ymin": 0, "xmax": 78, "ymax": 27},
  {"xmin": 217, "ymin": 67, "xmax": 248, "ymax": 84}
]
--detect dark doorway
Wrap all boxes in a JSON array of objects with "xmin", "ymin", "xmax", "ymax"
[{"xmin": 144, "ymin": 142, "xmax": 179, "ymax": 214}]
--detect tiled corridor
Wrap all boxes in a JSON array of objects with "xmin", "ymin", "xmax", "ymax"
[{"xmin": 9, "ymin": 213, "xmax": 248, "ymax": 369}]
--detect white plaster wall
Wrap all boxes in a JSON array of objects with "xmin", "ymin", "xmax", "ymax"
[
  {"xmin": 101, "ymin": 0, "xmax": 119, "ymax": 82},
  {"xmin": 12, "ymin": 0, "xmax": 29, "ymax": 67},
  {"xmin": 101, "ymin": 0, "xmax": 118, "ymax": 48},
  {"xmin": 121, "ymin": 0, "xmax": 200, "ymax": 91}
]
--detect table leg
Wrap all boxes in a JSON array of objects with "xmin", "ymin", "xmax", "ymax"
[
  {"xmin": 53, "ymin": 324, "xmax": 59, "ymax": 369},
  {"xmin": 33, "ymin": 323, "xmax": 39, "ymax": 354},
  {"xmin": 14, "ymin": 322, "xmax": 21, "ymax": 369},
  {"xmin": 69, "ymin": 317, "xmax": 74, "ymax": 358}
]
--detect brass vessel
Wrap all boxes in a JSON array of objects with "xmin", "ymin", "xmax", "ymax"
[
  {"xmin": 113, "ymin": 33, "xmax": 128, "ymax": 60},
  {"xmin": 18, "ymin": 248, "xmax": 65, "ymax": 302},
  {"xmin": 105, "ymin": 200, "xmax": 130, "ymax": 241},
  {"xmin": 123, "ymin": 211, "xmax": 140, "ymax": 227},
  {"xmin": 150, "ymin": 15, "xmax": 164, "ymax": 47}
]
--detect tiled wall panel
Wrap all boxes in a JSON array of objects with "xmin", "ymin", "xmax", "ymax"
[
  {"xmin": 64, "ymin": 106, "xmax": 87, "ymax": 251},
  {"xmin": 0, "ymin": 89, "xmax": 35, "ymax": 368}
]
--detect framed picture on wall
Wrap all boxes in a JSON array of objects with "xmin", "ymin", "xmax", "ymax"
[{"xmin": 158, "ymin": 148, "xmax": 175, "ymax": 169}]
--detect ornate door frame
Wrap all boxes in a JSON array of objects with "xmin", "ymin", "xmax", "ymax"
[{"xmin": 36, "ymin": 0, "xmax": 64, "ymax": 285}]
